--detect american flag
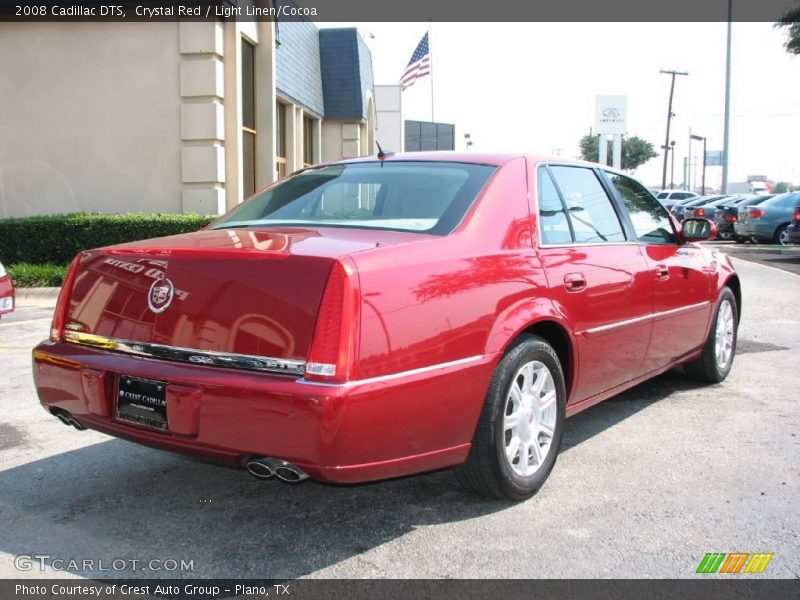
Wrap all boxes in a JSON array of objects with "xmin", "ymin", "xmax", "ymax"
[{"xmin": 400, "ymin": 32, "xmax": 430, "ymax": 91}]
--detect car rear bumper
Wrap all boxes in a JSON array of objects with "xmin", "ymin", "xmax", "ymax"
[
  {"xmin": 0, "ymin": 275, "xmax": 14, "ymax": 316},
  {"xmin": 714, "ymin": 220, "xmax": 735, "ymax": 234},
  {"xmin": 33, "ymin": 341, "xmax": 497, "ymax": 483},
  {"xmin": 787, "ymin": 225, "xmax": 800, "ymax": 244},
  {"xmin": 734, "ymin": 222, "xmax": 773, "ymax": 238}
]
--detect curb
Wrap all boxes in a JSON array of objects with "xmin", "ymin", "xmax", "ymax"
[{"xmin": 15, "ymin": 287, "xmax": 61, "ymax": 307}]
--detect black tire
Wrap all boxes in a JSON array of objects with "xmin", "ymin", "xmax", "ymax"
[
  {"xmin": 734, "ymin": 235, "xmax": 745, "ymax": 244},
  {"xmin": 684, "ymin": 287, "xmax": 738, "ymax": 383},
  {"xmin": 774, "ymin": 224, "xmax": 789, "ymax": 246},
  {"xmin": 454, "ymin": 335, "xmax": 566, "ymax": 501}
]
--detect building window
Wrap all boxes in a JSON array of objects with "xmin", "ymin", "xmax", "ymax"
[
  {"xmin": 241, "ymin": 38, "xmax": 256, "ymax": 198},
  {"xmin": 276, "ymin": 101, "xmax": 287, "ymax": 179},
  {"xmin": 303, "ymin": 115, "xmax": 315, "ymax": 167}
]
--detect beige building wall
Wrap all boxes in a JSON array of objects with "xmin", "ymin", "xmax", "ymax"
[
  {"xmin": 0, "ymin": 22, "xmax": 183, "ymax": 219},
  {"xmin": 0, "ymin": 21, "xmax": 374, "ymax": 219}
]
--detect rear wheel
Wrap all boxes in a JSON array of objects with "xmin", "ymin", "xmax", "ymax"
[
  {"xmin": 454, "ymin": 335, "xmax": 566, "ymax": 501},
  {"xmin": 684, "ymin": 287, "xmax": 738, "ymax": 383},
  {"xmin": 774, "ymin": 224, "xmax": 790, "ymax": 246}
]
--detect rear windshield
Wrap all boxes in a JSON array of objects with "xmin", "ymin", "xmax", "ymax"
[{"xmin": 211, "ymin": 161, "xmax": 497, "ymax": 235}]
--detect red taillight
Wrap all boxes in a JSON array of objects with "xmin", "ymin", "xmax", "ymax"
[
  {"xmin": 305, "ymin": 259, "xmax": 360, "ymax": 383},
  {"xmin": 49, "ymin": 254, "xmax": 82, "ymax": 342},
  {"xmin": 693, "ymin": 208, "xmax": 705, "ymax": 217},
  {"xmin": 748, "ymin": 208, "xmax": 765, "ymax": 220},
  {"xmin": 793, "ymin": 207, "xmax": 800, "ymax": 225},
  {"xmin": 724, "ymin": 214, "xmax": 737, "ymax": 222}
]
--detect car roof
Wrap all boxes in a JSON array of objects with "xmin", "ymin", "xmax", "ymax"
[
  {"xmin": 762, "ymin": 192, "xmax": 800, "ymax": 205},
  {"xmin": 336, "ymin": 152, "xmax": 618, "ymax": 171}
]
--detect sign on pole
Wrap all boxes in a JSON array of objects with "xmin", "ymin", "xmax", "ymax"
[
  {"xmin": 705, "ymin": 150, "xmax": 723, "ymax": 167},
  {"xmin": 595, "ymin": 95, "xmax": 627, "ymax": 135}
]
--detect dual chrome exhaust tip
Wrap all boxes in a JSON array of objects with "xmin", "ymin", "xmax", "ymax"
[
  {"xmin": 53, "ymin": 410, "xmax": 87, "ymax": 431},
  {"xmin": 246, "ymin": 457, "xmax": 309, "ymax": 483},
  {"xmin": 51, "ymin": 409, "xmax": 307, "ymax": 484}
]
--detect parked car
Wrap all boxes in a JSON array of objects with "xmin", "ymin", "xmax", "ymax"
[
  {"xmin": 674, "ymin": 196, "xmax": 726, "ymax": 222},
  {"xmin": 684, "ymin": 196, "xmax": 737, "ymax": 222},
  {"xmin": 714, "ymin": 195, "xmax": 773, "ymax": 242},
  {"xmin": 786, "ymin": 206, "xmax": 800, "ymax": 245},
  {"xmin": 734, "ymin": 192, "xmax": 800, "ymax": 245},
  {"xmin": 668, "ymin": 196, "xmax": 704, "ymax": 218},
  {"xmin": 0, "ymin": 261, "xmax": 15, "ymax": 319},
  {"xmin": 33, "ymin": 154, "xmax": 740, "ymax": 501},
  {"xmin": 656, "ymin": 189, "xmax": 698, "ymax": 207}
]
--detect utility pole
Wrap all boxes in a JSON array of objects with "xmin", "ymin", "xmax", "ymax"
[{"xmin": 660, "ymin": 69, "xmax": 689, "ymax": 189}]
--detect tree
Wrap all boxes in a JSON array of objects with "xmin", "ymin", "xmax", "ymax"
[
  {"xmin": 776, "ymin": 7, "xmax": 800, "ymax": 55},
  {"xmin": 772, "ymin": 182, "xmax": 791, "ymax": 193},
  {"xmin": 579, "ymin": 135, "xmax": 659, "ymax": 172}
]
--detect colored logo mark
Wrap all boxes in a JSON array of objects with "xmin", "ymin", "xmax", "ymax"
[{"xmin": 696, "ymin": 552, "xmax": 773, "ymax": 574}]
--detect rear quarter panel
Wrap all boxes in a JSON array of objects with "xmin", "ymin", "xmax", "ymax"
[{"xmin": 351, "ymin": 157, "xmax": 551, "ymax": 381}]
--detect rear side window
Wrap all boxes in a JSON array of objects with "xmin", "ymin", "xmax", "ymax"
[
  {"xmin": 537, "ymin": 169, "xmax": 573, "ymax": 245},
  {"xmin": 672, "ymin": 193, "xmax": 693, "ymax": 200},
  {"xmin": 549, "ymin": 166, "xmax": 625, "ymax": 244},
  {"xmin": 657, "ymin": 192, "xmax": 668, "ymax": 199},
  {"xmin": 607, "ymin": 173, "xmax": 676, "ymax": 244}
]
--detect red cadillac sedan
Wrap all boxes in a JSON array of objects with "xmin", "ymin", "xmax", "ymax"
[{"xmin": 33, "ymin": 153, "xmax": 740, "ymax": 500}]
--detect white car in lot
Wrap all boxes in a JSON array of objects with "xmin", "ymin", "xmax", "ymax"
[{"xmin": 655, "ymin": 190, "xmax": 699, "ymax": 207}]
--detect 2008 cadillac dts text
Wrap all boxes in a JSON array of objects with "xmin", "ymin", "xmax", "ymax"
[{"xmin": 32, "ymin": 153, "xmax": 740, "ymax": 501}]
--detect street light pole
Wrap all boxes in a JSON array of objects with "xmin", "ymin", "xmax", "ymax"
[
  {"xmin": 721, "ymin": 0, "xmax": 733, "ymax": 194},
  {"xmin": 660, "ymin": 69, "xmax": 689, "ymax": 189},
  {"xmin": 669, "ymin": 141, "xmax": 676, "ymax": 188},
  {"xmin": 691, "ymin": 134, "xmax": 707, "ymax": 194}
]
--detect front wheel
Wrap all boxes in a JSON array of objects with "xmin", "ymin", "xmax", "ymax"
[
  {"xmin": 454, "ymin": 335, "xmax": 566, "ymax": 501},
  {"xmin": 684, "ymin": 287, "xmax": 738, "ymax": 383}
]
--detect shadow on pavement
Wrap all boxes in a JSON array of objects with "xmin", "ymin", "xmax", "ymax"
[{"xmin": 0, "ymin": 369, "xmax": 707, "ymax": 579}]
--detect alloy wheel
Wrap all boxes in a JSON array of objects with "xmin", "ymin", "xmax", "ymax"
[
  {"xmin": 715, "ymin": 299, "xmax": 735, "ymax": 370},
  {"xmin": 502, "ymin": 360, "xmax": 557, "ymax": 477}
]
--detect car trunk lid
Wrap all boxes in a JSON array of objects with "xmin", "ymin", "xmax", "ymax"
[{"xmin": 61, "ymin": 227, "xmax": 419, "ymax": 365}]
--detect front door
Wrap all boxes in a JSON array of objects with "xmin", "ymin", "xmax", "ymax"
[{"xmin": 602, "ymin": 172, "xmax": 712, "ymax": 372}]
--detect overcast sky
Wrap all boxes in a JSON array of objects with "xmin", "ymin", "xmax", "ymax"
[{"xmin": 321, "ymin": 22, "xmax": 800, "ymax": 188}]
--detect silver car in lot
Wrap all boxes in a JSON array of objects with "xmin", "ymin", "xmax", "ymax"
[{"xmin": 734, "ymin": 192, "xmax": 800, "ymax": 245}]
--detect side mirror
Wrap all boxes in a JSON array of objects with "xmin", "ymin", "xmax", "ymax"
[{"xmin": 682, "ymin": 218, "xmax": 717, "ymax": 242}]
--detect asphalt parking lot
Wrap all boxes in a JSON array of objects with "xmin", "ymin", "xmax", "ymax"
[
  {"xmin": 708, "ymin": 241, "xmax": 800, "ymax": 276},
  {"xmin": 0, "ymin": 258, "xmax": 797, "ymax": 579}
]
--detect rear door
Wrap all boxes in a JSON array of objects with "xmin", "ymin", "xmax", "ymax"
[
  {"xmin": 603, "ymin": 172, "xmax": 712, "ymax": 371},
  {"xmin": 534, "ymin": 165, "xmax": 653, "ymax": 404}
]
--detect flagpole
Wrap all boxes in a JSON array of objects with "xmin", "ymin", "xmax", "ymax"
[{"xmin": 429, "ymin": 20, "xmax": 434, "ymax": 122}]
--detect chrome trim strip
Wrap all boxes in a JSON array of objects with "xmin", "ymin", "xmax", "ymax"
[
  {"xmin": 64, "ymin": 332, "xmax": 305, "ymax": 375},
  {"xmin": 582, "ymin": 301, "xmax": 711, "ymax": 336},
  {"xmin": 651, "ymin": 300, "xmax": 711, "ymax": 320},
  {"xmin": 298, "ymin": 355, "xmax": 486, "ymax": 388}
]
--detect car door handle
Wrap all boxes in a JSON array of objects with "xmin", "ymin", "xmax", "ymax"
[
  {"xmin": 655, "ymin": 265, "xmax": 669, "ymax": 280},
  {"xmin": 563, "ymin": 272, "xmax": 586, "ymax": 292}
]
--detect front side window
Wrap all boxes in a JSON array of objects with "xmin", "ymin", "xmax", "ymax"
[
  {"xmin": 549, "ymin": 166, "xmax": 625, "ymax": 244},
  {"xmin": 211, "ymin": 161, "xmax": 497, "ymax": 235},
  {"xmin": 607, "ymin": 173, "xmax": 676, "ymax": 244}
]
